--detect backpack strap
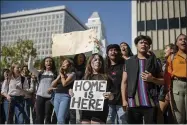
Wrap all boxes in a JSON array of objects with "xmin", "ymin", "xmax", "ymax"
[
  {"xmin": 170, "ymin": 53, "xmax": 176, "ymax": 71},
  {"xmin": 21, "ymin": 76, "xmax": 25, "ymax": 89},
  {"xmin": 37, "ymin": 71, "xmax": 43, "ymax": 83}
]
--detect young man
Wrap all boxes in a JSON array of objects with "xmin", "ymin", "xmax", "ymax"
[
  {"xmin": 121, "ymin": 35, "xmax": 164, "ymax": 124},
  {"xmin": 106, "ymin": 44, "xmax": 127, "ymax": 124}
]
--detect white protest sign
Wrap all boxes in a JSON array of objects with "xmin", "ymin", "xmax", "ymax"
[
  {"xmin": 70, "ymin": 80, "xmax": 107, "ymax": 111},
  {"xmin": 52, "ymin": 29, "xmax": 96, "ymax": 57}
]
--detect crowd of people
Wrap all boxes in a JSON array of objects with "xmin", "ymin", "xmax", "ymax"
[{"xmin": 0, "ymin": 34, "xmax": 186, "ymax": 124}]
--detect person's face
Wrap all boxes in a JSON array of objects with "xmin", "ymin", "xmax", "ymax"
[
  {"xmin": 61, "ymin": 60, "xmax": 70, "ymax": 70},
  {"xmin": 176, "ymin": 35, "xmax": 187, "ymax": 51},
  {"xmin": 108, "ymin": 48, "xmax": 119, "ymax": 60},
  {"xmin": 136, "ymin": 39, "xmax": 150, "ymax": 54},
  {"xmin": 31, "ymin": 74, "xmax": 36, "ymax": 81},
  {"xmin": 77, "ymin": 54, "xmax": 85, "ymax": 65},
  {"xmin": 4, "ymin": 70, "xmax": 10, "ymax": 78},
  {"xmin": 91, "ymin": 55, "xmax": 102, "ymax": 73},
  {"xmin": 22, "ymin": 67, "xmax": 29, "ymax": 75},
  {"xmin": 120, "ymin": 43, "xmax": 128, "ymax": 56},
  {"xmin": 45, "ymin": 58, "xmax": 53, "ymax": 70},
  {"xmin": 14, "ymin": 65, "xmax": 21, "ymax": 75},
  {"xmin": 164, "ymin": 46, "xmax": 173, "ymax": 57}
]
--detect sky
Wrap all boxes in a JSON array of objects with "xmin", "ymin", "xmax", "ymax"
[{"xmin": 1, "ymin": 1, "xmax": 132, "ymax": 47}]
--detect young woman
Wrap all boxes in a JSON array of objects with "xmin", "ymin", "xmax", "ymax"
[
  {"xmin": 80, "ymin": 53, "xmax": 114, "ymax": 124},
  {"xmin": 165, "ymin": 34, "xmax": 187, "ymax": 124},
  {"xmin": 120, "ymin": 42, "xmax": 133, "ymax": 60},
  {"xmin": 1, "ymin": 63, "xmax": 29, "ymax": 124},
  {"xmin": 157, "ymin": 43, "xmax": 176, "ymax": 124},
  {"xmin": 0, "ymin": 69, "xmax": 10, "ymax": 124},
  {"xmin": 74, "ymin": 53, "xmax": 86, "ymax": 80},
  {"xmin": 49, "ymin": 58, "xmax": 76, "ymax": 124},
  {"xmin": 105, "ymin": 44, "xmax": 127, "ymax": 124},
  {"xmin": 70, "ymin": 53, "xmax": 86, "ymax": 124},
  {"xmin": 21, "ymin": 65, "xmax": 33, "ymax": 124},
  {"xmin": 30, "ymin": 73, "xmax": 38, "ymax": 124},
  {"xmin": 28, "ymin": 55, "xmax": 57, "ymax": 124}
]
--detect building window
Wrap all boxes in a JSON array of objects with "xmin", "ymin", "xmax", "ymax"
[
  {"xmin": 45, "ymin": 16, "xmax": 47, "ymax": 20},
  {"xmin": 157, "ymin": 19, "xmax": 167, "ymax": 30},
  {"xmin": 181, "ymin": 16, "xmax": 187, "ymax": 28},
  {"xmin": 169, "ymin": 18, "xmax": 179, "ymax": 29},
  {"xmin": 137, "ymin": 21, "xmax": 145, "ymax": 31}
]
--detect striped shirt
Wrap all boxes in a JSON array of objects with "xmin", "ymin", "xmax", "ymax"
[{"xmin": 128, "ymin": 59, "xmax": 155, "ymax": 107}]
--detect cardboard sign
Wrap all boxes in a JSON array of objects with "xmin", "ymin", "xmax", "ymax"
[
  {"xmin": 52, "ymin": 29, "xmax": 96, "ymax": 56},
  {"xmin": 70, "ymin": 80, "xmax": 107, "ymax": 111}
]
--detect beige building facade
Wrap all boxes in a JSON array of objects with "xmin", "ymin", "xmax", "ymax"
[{"xmin": 131, "ymin": 0, "xmax": 187, "ymax": 54}]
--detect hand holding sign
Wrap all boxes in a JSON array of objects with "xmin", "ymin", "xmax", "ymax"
[
  {"xmin": 103, "ymin": 92, "xmax": 114, "ymax": 100},
  {"xmin": 69, "ymin": 89, "xmax": 74, "ymax": 97},
  {"xmin": 70, "ymin": 80, "xmax": 107, "ymax": 111}
]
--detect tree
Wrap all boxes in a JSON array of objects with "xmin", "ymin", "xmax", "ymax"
[
  {"xmin": 158, "ymin": 50, "xmax": 165, "ymax": 63},
  {"xmin": 33, "ymin": 59, "xmax": 41, "ymax": 70},
  {"xmin": 0, "ymin": 39, "xmax": 37, "ymax": 68}
]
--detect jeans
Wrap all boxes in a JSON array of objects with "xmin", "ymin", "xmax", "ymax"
[
  {"xmin": 3, "ymin": 100, "xmax": 9, "ymax": 122},
  {"xmin": 3, "ymin": 96, "xmax": 25, "ymax": 124},
  {"xmin": 54, "ymin": 93, "xmax": 70, "ymax": 124},
  {"xmin": 107, "ymin": 105, "xmax": 127, "ymax": 124}
]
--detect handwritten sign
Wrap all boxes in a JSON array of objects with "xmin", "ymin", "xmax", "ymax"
[
  {"xmin": 70, "ymin": 80, "xmax": 107, "ymax": 111},
  {"xmin": 52, "ymin": 29, "xmax": 97, "ymax": 56}
]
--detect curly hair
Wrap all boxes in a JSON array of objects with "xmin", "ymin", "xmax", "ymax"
[{"xmin": 40, "ymin": 57, "xmax": 56, "ymax": 73}]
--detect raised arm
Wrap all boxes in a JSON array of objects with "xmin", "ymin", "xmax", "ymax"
[
  {"xmin": 28, "ymin": 55, "xmax": 39, "ymax": 77},
  {"xmin": 51, "ymin": 75, "xmax": 61, "ymax": 87}
]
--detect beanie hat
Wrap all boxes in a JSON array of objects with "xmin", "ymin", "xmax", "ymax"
[{"xmin": 106, "ymin": 44, "xmax": 121, "ymax": 55}]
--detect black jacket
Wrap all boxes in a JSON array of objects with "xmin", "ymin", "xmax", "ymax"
[{"xmin": 126, "ymin": 54, "xmax": 161, "ymax": 98}]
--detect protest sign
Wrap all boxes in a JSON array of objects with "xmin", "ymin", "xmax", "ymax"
[
  {"xmin": 70, "ymin": 80, "xmax": 107, "ymax": 111},
  {"xmin": 52, "ymin": 29, "xmax": 96, "ymax": 57}
]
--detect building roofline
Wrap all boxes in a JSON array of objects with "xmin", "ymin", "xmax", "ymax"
[{"xmin": 1, "ymin": 5, "xmax": 88, "ymax": 29}]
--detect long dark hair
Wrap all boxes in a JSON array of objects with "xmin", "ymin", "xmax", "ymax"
[
  {"xmin": 84, "ymin": 53, "xmax": 105, "ymax": 79},
  {"xmin": 0, "ymin": 68, "xmax": 10, "ymax": 82},
  {"xmin": 73, "ymin": 53, "xmax": 86, "ymax": 67},
  {"xmin": 106, "ymin": 46, "xmax": 124, "ymax": 71},
  {"xmin": 120, "ymin": 42, "xmax": 134, "ymax": 57},
  {"xmin": 40, "ymin": 57, "xmax": 56, "ymax": 73},
  {"xmin": 175, "ymin": 33, "xmax": 187, "ymax": 52}
]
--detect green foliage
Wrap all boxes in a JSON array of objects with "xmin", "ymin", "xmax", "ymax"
[
  {"xmin": 33, "ymin": 59, "xmax": 41, "ymax": 70},
  {"xmin": 157, "ymin": 50, "xmax": 165, "ymax": 63},
  {"xmin": 0, "ymin": 39, "xmax": 37, "ymax": 68}
]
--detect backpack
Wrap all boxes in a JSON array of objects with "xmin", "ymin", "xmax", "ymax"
[
  {"xmin": 21, "ymin": 76, "xmax": 25, "ymax": 89},
  {"xmin": 37, "ymin": 71, "xmax": 57, "ymax": 83}
]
